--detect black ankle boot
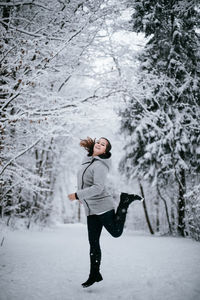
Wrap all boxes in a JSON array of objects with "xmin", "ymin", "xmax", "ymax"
[
  {"xmin": 120, "ymin": 192, "xmax": 143, "ymax": 206},
  {"xmin": 82, "ymin": 271, "xmax": 103, "ymax": 288}
]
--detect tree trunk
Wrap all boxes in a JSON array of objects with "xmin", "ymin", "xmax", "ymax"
[
  {"xmin": 157, "ymin": 185, "xmax": 172, "ymax": 234},
  {"xmin": 2, "ymin": 0, "xmax": 11, "ymax": 31},
  {"xmin": 155, "ymin": 198, "xmax": 159, "ymax": 232},
  {"xmin": 171, "ymin": 202, "xmax": 176, "ymax": 233},
  {"xmin": 177, "ymin": 169, "xmax": 186, "ymax": 236},
  {"xmin": 139, "ymin": 182, "xmax": 154, "ymax": 235}
]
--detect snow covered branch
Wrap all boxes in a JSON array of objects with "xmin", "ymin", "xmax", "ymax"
[
  {"xmin": 0, "ymin": 2, "xmax": 53, "ymax": 11},
  {"xmin": 0, "ymin": 137, "xmax": 42, "ymax": 176}
]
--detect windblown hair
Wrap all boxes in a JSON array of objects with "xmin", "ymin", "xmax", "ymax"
[
  {"xmin": 80, "ymin": 136, "xmax": 112, "ymax": 158},
  {"xmin": 80, "ymin": 137, "xmax": 96, "ymax": 156}
]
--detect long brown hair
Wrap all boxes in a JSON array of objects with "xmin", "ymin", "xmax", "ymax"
[
  {"xmin": 80, "ymin": 136, "xmax": 112, "ymax": 158},
  {"xmin": 80, "ymin": 137, "xmax": 95, "ymax": 156}
]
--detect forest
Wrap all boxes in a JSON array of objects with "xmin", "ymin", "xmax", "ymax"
[{"xmin": 0, "ymin": 0, "xmax": 200, "ymax": 240}]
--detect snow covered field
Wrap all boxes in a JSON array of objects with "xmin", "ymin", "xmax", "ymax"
[{"xmin": 0, "ymin": 224, "xmax": 200, "ymax": 300}]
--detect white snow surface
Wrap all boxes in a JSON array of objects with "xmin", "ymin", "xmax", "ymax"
[{"xmin": 0, "ymin": 224, "xmax": 200, "ymax": 300}]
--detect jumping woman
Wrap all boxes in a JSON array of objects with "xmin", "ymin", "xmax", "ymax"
[{"xmin": 68, "ymin": 137, "xmax": 143, "ymax": 288}]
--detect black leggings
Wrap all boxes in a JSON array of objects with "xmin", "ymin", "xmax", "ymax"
[{"xmin": 87, "ymin": 207, "xmax": 128, "ymax": 273}]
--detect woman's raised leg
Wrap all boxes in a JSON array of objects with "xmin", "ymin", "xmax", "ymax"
[{"xmin": 99, "ymin": 193, "xmax": 143, "ymax": 237}]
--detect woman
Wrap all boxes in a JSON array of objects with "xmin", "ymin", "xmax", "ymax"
[{"xmin": 68, "ymin": 137, "xmax": 143, "ymax": 288}]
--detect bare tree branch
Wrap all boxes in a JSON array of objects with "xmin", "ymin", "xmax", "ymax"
[
  {"xmin": 0, "ymin": 2, "xmax": 53, "ymax": 11},
  {"xmin": 58, "ymin": 75, "xmax": 72, "ymax": 92},
  {"xmin": 1, "ymin": 92, "xmax": 20, "ymax": 112}
]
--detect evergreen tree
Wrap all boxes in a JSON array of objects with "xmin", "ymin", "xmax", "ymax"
[{"xmin": 120, "ymin": 0, "xmax": 200, "ymax": 236}]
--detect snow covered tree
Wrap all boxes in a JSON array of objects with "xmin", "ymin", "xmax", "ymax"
[
  {"xmin": 185, "ymin": 184, "xmax": 200, "ymax": 241},
  {"xmin": 0, "ymin": 0, "xmax": 118, "ymax": 227},
  {"xmin": 119, "ymin": 0, "xmax": 200, "ymax": 236}
]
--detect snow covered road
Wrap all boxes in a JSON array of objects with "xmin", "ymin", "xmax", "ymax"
[{"xmin": 0, "ymin": 224, "xmax": 200, "ymax": 300}]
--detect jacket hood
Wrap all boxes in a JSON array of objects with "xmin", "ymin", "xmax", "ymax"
[{"xmin": 81, "ymin": 155, "xmax": 112, "ymax": 170}]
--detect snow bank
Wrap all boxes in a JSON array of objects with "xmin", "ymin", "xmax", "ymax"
[{"xmin": 0, "ymin": 224, "xmax": 200, "ymax": 300}]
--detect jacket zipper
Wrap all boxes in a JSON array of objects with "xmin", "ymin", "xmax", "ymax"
[{"xmin": 81, "ymin": 159, "xmax": 95, "ymax": 216}]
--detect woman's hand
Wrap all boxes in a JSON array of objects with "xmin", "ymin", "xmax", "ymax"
[{"xmin": 68, "ymin": 193, "xmax": 76, "ymax": 201}]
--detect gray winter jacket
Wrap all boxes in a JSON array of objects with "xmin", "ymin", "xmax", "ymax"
[{"xmin": 76, "ymin": 155, "xmax": 115, "ymax": 216}]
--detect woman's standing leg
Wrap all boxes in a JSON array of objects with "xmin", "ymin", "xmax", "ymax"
[{"xmin": 82, "ymin": 215, "xmax": 103, "ymax": 288}]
